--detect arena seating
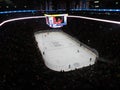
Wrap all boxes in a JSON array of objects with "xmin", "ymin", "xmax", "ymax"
[{"xmin": 0, "ymin": 12, "xmax": 120, "ymax": 89}]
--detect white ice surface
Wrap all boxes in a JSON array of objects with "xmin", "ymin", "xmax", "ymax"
[{"xmin": 34, "ymin": 31, "xmax": 98, "ymax": 72}]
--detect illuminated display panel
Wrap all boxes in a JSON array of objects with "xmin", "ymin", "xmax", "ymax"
[{"xmin": 45, "ymin": 14, "xmax": 68, "ymax": 28}]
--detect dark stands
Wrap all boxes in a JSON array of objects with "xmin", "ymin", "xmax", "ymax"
[{"xmin": 0, "ymin": 12, "xmax": 120, "ymax": 89}]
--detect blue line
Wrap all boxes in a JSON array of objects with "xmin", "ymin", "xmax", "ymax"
[
  {"xmin": 0, "ymin": 9, "xmax": 66, "ymax": 14},
  {"xmin": 1, "ymin": 9, "xmax": 120, "ymax": 15},
  {"xmin": 0, "ymin": 10, "xmax": 38, "ymax": 14},
  {"xmin": 70, "ymin": 9, "xmax": 120, "ymax": 12}
]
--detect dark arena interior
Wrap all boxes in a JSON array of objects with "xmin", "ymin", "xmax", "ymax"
[{"xmin": 0, "ymin": 0, "xmax": 120, "ymax": 89}]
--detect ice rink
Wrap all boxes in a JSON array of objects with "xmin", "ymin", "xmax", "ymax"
[{"xmin": 34, "ymin": 30, "xmax": 98, "ymax": 72}]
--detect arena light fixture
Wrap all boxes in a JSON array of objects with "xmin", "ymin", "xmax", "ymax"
[
  {"xmin": 68, "ymin": 15, "xmax": 120, "ymax": 25},
  {"xmin": 1, "ymin": 15, "xmax": 120, "ymax": 27},
  {"xmin": 0, "ymin": 16, "xmax": 45, "ymax": 26}
]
